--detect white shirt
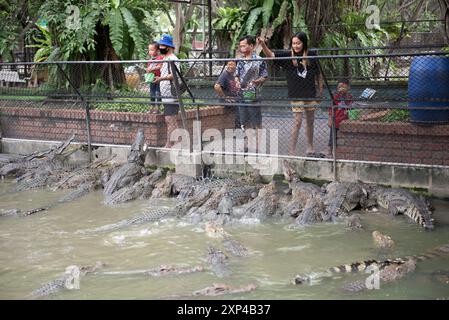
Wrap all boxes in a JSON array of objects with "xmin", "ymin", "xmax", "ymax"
[{"xmin": 160, "ymin": 54, "xmax": 179, "ymax": 103}]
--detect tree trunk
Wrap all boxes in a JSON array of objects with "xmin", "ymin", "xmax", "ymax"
[
  {"xmin": 94, "ymin": 23, "xmax": 126, "ymax": 89},
  {"xmin": 173, "ymin": 3, "xmax": 196, "ymax": 55}
]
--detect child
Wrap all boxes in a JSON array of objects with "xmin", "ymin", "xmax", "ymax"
[
  {"xmin": 146, "ymin": 42, "xmax": 163, "ymax": 113},
  {"xmin": 328, "ymin": 79, "xmax": 352, "ymax": 157},
  {"xmin": 214, "ymin": 60, "xmax": 240, "ymax": 128}
]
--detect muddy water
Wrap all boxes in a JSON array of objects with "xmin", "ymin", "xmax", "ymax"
[{"xmin": 0, "ymin": 180, "xmax": 448, "ymax": 300}]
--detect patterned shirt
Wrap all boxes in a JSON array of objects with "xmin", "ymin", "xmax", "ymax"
[
  {"xmin": 236, "ymin": 52, "xmax": 268, "ymax": 95},
  {"xmin": 160, "ymin": 54, "xmax": 179, "ymax": 102}
]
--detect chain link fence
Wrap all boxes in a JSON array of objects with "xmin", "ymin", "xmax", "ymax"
[{"xmin": 0, "ymin": 49, "xmax": 448, "ymax": 167}]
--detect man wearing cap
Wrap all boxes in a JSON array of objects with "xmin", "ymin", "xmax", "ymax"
[{"xmin": 153, "ymin": 34, "xmax": 180, "ymax": 148}]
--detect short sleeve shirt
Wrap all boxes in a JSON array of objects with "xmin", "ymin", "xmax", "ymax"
[
  {"xmin": 147, "ymin": 55, "xmax": 163, "ymax": 77},
  {"xmin": 236, "ymin": 53, "xmax": 268, "ymax": 95},
  {"xmin": 215, "ymin": 70, "xmax": 239, "ymax": 97},
  {"xmin": 160, "ymin": 54, "xmax": 179, "ymax": 102},
  {"xmin": 274, "ymin": 50, "xmax": 320, "ymax": 99}
]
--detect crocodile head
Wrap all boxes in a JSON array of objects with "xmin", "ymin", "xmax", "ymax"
[{"xmin": 282, "ymin": 160, "xmax": 298, "ymax": 182}]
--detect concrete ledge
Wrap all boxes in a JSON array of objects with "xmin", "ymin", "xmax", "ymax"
[
  {"xmin": 1, "ymin": 138, "xmax": 130, "ymax": 164},
  {"xmin": 2, "ymin": 138, "xmax": 449, "ymax": 198}
]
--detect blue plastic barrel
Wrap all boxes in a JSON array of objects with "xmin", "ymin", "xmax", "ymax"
[{"xmin": 408, "ymin": 56, "xmax": 449, "ymax": 124}]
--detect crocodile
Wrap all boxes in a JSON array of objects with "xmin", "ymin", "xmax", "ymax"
[
  {"xmin": 191, "ymin": 283, "xmax": 257, "ymax": 297},
  {"xmin": 207, "ymin": 246, "xmax": 230, "ymax": 278},
  {"xmin": 345, "ymin": 214, "xmax": 364, "ymax": 231},
  {"xmin": 217, "ymin": 186, "xmax": 260, "ymax": 215},
  {"xmin": 174, "ymin": 187, "xmax": 214, "ymax": 218},
  {"xmin": 428, "ymin": 271, "xmax": 449, "ymax": 285},
  {"xmin": 104, "ymin": 168, "xmax": 164, "ymax": 205},
  {"xmin": 293, "ymin": 197, "xmax": 326, "ymax": 226},
  {"xmin": 235, "ymin": 182, "xmax": 278, "ymax": 222},
  {"xmin": 0, "ymin": 149, "xmax": 80, "ymax": 196},
  {"xmin": 222, "ymin": 237, "xmax": 249, "ymax": 257},
  {"xmin": 323, "ymin": 182, "xmax": 368, "ymax": 219},
  {"xmin": 1, "ymin": 174, "xmax": 103, "ymax": 218},
  {"xmin": 100, "ymin": 265, "xmax": 204, "ymax": 277},
  {"xmin": 144, "ymin": 265, "xmax": 204, "ymax": 277},
  {"xmin": 0, "ymin": 133, "xmax": 76, "ymax": 178},
  {"xmin": 282, "ymin": 160, "xmax": 324, "ymax": 204},
  {"xmin": 185, "ymin": 182, "xmax": 254, "ymax": 224},
  {"xmin": 86, "ymin": 207, "xmax": 178, "ymax": 233},
  {"xmin": 205, "ymin": 221, "xmax": 229, "ymax": 238},
  {"xmin": 103, "ymin": 129, "xmax": 145, "ymax": 196},
  {"xmin": 372, "ymin": 230, "xmax": 395, "ymax": 249},
  {"xmin": 341, "ymin": 258, "xmax": 416, "ymax": 293},
  {"xmin": 172, "ymin": 174, "xmax": 200, "ymax": 199},
  {"xmin": 14, "ymin": 161, "xmax": 81, "ymax": 190},
  {"xmin": 30, "ymin": 261, "xmax": 104, "ymax": 298},
  {"xmin": 294, "ymin": 242, "xmax": 449, "ymax": 285},
  {"xmin": 370, "ymin": 187, "xmax": 434, "ymax": 230},
  {"xmin": 52, "ymin": 155, "xmax": 117, "ymax": 191}
]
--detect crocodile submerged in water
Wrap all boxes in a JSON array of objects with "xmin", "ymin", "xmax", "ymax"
[
  {"xmin": 103, "ymin": 129, "xmax": 146, "ymax": 197},
  {"xmin": 0, "ymin": 181, "xmax": 99, "ymax": 218},
  {"xmin": 372, "ymin": 230, "xmax": 395, "ymax": 249},
  {"xmin": 191, "ymin": 283, "xmax": 257, "ymax": 297},
  {"xmin": 30, "ymin": 261, "xmax": 105, "ymax": 298},
  {"xmin": 164, "ymin": 283, "xmax": 257, "ymax": 299},
  {"xmin": 294, "ymin": 243, "xmax": 449, "ymax": 285},
  {"xmin": 369, "ymin": 187, "xmax": 434, "ymax": 230},
  {"xmin": 222, "ymin": 237, "xmax": 249, "ymax": 257},
  {"xmin": 207, "ymin": 246, "xmax": 230, "ymax": 278},
  {"xmin": 345, "ymin": 214, "xmax": 364, "ymax": 231},
  {"xmin": 341, "ymin": 258, "xmax": 416, "ymax": 293},
  {"xmin": 100, "ymin": 265, "xmax": 204, "ymax": 277},
  {"xmin": 85, "ymin": 206, "xmax": 178, "ymax": 233}
]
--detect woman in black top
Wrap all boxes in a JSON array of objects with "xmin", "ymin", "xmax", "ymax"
[{"xmin": 259, "ymin": 32, "xmax": 323, "ymax": 156}]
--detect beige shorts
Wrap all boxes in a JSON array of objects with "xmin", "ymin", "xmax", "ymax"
[{"xmin": 291, "ymin": 100, "xmax": 320, "ymax": 113}]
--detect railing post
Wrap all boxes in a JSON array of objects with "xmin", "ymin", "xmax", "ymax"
[
  {"xmin": 317, "ymin": 60, "xmax": 337, "ymax": 181},
  {"xmin": 170, "ymin": 61, "xmax": 188, "ymax": 132},
  {"xmin": 56, "ymin": 63, "xmax": 92, "ymax": 162},
  {"xmin": 331, "ymin": 103, "xmax": 337, "ymax": 181}
]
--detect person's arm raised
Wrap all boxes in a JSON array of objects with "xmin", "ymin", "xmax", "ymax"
[{"xmin": 257, "ymin": 37, "xmax": 275, "ymax": 58}]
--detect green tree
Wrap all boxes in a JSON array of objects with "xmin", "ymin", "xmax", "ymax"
[
  {"xmin": 0, "ymin": 0, "xmax": 44, "ymax": 61},
  {"xmin": 27, "ymin": 0, "xmax": 159, "ymax": 90}
]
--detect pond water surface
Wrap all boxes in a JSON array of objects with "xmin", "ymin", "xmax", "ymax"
[{"xmin": 0, "ymin": 180, "xmax": 448, "ymax": 300}]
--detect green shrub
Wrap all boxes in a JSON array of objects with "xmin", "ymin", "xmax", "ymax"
[
  {"xmin": 92, "ymin": 101, "xmax": 150, "ymax": 113},
  {"xmin": 380, "ymin": 109, "xmax": 410, "ymax": 122}
]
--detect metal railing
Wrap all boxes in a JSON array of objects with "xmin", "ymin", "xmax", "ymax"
[{"xmin": 0, "ymin": 50, "xmax": 448, "ymax": 169}]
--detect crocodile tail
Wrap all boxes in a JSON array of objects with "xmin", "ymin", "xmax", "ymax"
[
  {"xmin": 328, "ymin": 259, "xmax": 381, "ymax": 274},
  {"xmin": 406, "ymin": 206, "xmax": 434, "ymax": 230}
]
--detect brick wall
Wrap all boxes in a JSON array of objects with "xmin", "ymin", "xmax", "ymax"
[
  {"xmin": 0, "ymin": 105, "xmax": 235, "ymax": 147},
  {"xmin": 337, "ymin": 121, "xmax": 449, "ymax": 165}
]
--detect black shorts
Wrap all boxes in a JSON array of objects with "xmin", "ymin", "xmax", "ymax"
[{"xmin": 164, "ymin": 103, "xmax": 179, "ymax": 116}]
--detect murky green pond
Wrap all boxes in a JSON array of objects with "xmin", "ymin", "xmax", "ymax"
[{"xmin": 1, "ymin": 179, "xmax": 448, "ymax": 300}]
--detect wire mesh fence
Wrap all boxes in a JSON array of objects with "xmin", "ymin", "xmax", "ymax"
[{"xmin": 0, "ymin": 50, "xmax": 448, "ymax": 167}]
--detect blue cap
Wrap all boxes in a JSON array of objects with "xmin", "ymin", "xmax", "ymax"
[{"xmin": 158, "ymin": 34, "xmax": 175, "ymax": 48}]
